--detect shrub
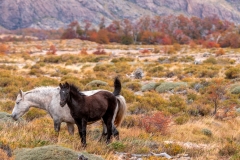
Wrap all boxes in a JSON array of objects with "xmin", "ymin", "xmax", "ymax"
[
  {"xmin": 93, "ymin": 64, "xmax": 115, "ymax": 72},
  {"xmin": 215, "ymin": 48, "xmax": 225, "ymax": 56},
  {"xmin": 0, "ymin": 112, "xmax": 16, "ymax": 124},
  {"xmin": 111, "ymin": 57, "xmax": 134, "ymax": 63},
  {"xmin": 219, "ymin": 142, "xmax": 239, "ymax": 156},
  {"xmin": 201, "ymin": 128, "xmax": 212, "ymax": 137},
  {"xmin": 79, "ymin": 48, "xmax": 88, "ymax": 55},
  {"xmin": 140, "ymin": 112, "xmax": 170, "ymax": 134},
  {"xmin": 123, "ymin": 82, "xmax": 141, "ymax": 92},
  {"xmin": 188, "ymin": 103, "xmax": 212, "ymax": 116},
  {"xmin": 46, "ymin": 45, "xmax": 57, "ymax": 55},
  {"xmin": 109, "ymin": 142, "xmax": 126, "ymax": 152},
  {"xmin": 203, "ymin": 57, "xmax": 217, "ymax": 64},
  {"xmin": 121, "ymin": 115, "xmax": 140, "ymax": 128},
  {"xmin": 13, "ymin": 145, "xmax": 103, "ymax": 160},
  {"xmin": 148, "ymin": 65, "xmax": 164, "ymax": 73},
  {"xmin": 230, "ymin": 85, "xmax": 240, "ymax": 94},
  {"xmin": 225, "ymin": 67, "xmax": 240, "ymax": 79},
  {"xmin": 163, "ymin": 143, "xmax": 184, "ymax": 155},
  {"xmin": 155, "ymin": 82, "xmax": 187, "ymax": 93},
  {"xmin": 119, "ymin": 88, "xmax": 136, "ymax": 103},
  {"xmin": 128, "ymin": 101, "xmax": 153, "ymax": 114},
  {"xmin": 141, "ymin": 82, "xmax": 160, "ymax": 92},
  {"xmin": 174, "ymin": 115, "xmax": 189, "ymax": 125},
  {"xmin": 169, "ymin": 95, "xmax": 186, "ymax": 110},
  {"xmin": 93, "ymin": 45, "xmax": 106, "ymax": 55},
  {"xmin": 85, "ymin": 80, "xmax": 108, "ymax": 87}
]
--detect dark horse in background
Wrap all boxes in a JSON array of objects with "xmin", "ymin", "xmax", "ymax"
[{"xmin": 59, "ymin": 77, "xmax": 124, "ymax": 147}]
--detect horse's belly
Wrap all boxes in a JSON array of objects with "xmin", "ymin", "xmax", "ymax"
[{"xmin": 88, "ymin": 117, "xmax": 101, "ymax": 122}]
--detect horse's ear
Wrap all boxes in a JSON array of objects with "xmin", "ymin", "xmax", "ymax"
[
  {"xmin": 65, "ymin": 82, "xmax": 70, "ymax": 90},
  {"xmin": 59, "ymin": 83, "xmax": 63, "ymax": 88},
  {"xmin": 19, "ymin": 89, "xmax": 23, "ymax": 97},
  {"xmin": 65, "ymin": 82, "xmax": 70, "ymax": 87}
]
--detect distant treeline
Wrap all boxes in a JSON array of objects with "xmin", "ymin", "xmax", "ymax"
[{"xmin": 1, "ymin": 15, "xmax": 240, "ymax": 48}]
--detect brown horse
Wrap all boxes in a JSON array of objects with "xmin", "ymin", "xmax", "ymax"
[{"xmin": 59, "ymin": 77, "xmax": 123, "ymax": 147}]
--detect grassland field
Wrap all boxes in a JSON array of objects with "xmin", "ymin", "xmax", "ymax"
[{"xmin": 1, "ymin": 39, "xmax": 240, "ymax": 159}]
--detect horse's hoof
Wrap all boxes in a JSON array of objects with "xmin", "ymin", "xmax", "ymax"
[
  {"xmin": 106, "ymin": 139, "xmax": 111, "ymax": 145},
  {"xmin": 115, "ymin": 135, "xmax": 120, "ymax": 140},
  {"xmin": 81, "ymin": 143, "xmax": 87, "ymax": 148}
]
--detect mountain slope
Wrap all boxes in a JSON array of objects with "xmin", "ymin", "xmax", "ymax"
[{"xmin": 0, "ymin": 0, "xmax": 239, "ymax": 30}]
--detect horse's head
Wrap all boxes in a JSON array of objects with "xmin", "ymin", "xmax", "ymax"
[
  {"xmin": 11, "ymin": 89, "xmax": 30, "ymax": 121},
  {"xmin": 59, "ymin": 82, "xmax": 70, "ymax": 107}
]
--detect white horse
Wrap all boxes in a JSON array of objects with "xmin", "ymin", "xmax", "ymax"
[{"xmin": 11, "ymin": 87, "xmax": 127, "ymax": 135}]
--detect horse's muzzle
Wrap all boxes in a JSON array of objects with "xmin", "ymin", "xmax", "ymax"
[
  {"xmin": 11, "ymin": 114, "xmax": 18, "ymax": 121},
  {"xmin": 60, "ymin": 101, "xmax": 66, "ymax": 107}
]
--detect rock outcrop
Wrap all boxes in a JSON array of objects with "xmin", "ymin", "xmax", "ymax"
[{"xmin": 0, "ymin": 0, "xmax": 239, "ymax": 30}]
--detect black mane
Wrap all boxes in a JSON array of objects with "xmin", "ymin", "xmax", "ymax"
[{"xmin": 68, "ymin": 84, "xmax": 85, "ymax": 96}]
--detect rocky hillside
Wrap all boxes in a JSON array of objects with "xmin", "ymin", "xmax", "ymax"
[{"xmin": 0, "ymin": 0, "xmax": 239, "ymax": 30}]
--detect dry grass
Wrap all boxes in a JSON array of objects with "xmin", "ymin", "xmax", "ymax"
[{"xmin": 1, "ymin": 40, "xmax": 240, "ymax": 159}]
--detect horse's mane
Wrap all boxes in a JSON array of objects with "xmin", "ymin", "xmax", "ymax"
[
  {"xmin": 68, "ymin": 84, "xmax": 85, "ymax": 96},
  {"xmin": 25, "ymin": 86, "xmax": 58, "ymax": 95}
]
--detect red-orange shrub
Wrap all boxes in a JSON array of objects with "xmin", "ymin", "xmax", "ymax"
[
  {"xmin": 140, "ymin": 111, "xmax": 170, "ymax": 135},
  {"xmin": 203, "ymin": 41, "xmax": 220, "ymax": 48},
  {"xmin": 46, "ymin": 45, "xmax": 57, "ymax": 55},
  {"xmin": 215, "ymin": 48, "xmax": 225, "ymax": 56},
  {"xmin": 93, "ymin": 45, "xmax": 106, "ymax": 55}
]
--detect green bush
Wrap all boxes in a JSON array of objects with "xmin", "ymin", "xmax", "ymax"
[
  {"xmin": 201, "ymin": 128, "xmax": 212, "ymax": 137},
  {"xmin": 231, "ymin": 85, "xmax": 240, "ymax": 94},
  {"xmin": 109, "ymin": 142, "xmax": 126, "ymax": 151},
  {"xmin": 141, "ymin": 82, "xmax": 160, "ymax": 92},
  {"xmin": 86, "ymin": 80, "xmax": 108, "ymax": 87},
  {"xmin": 13, "ymin": 145, "xmax": 103, "ymax": 160},
  {"xmin": 155, "ymin": 82, "xmax": 187, "ymax": 93},
  {"xmin": 0, "ymin": 112, "xmax": 17, "ymax": 124}
]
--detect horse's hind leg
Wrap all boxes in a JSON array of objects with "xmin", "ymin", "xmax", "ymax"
[
  {"xmin": 67, "ymin": 123, "xmax": 74, "ymax": 135},
  {"xmin": 99, "ymin": 120, "xmax": 107, "ymax": 142},
  {"xmin": 112, "ymin": 103, "xmax": 119, "ymax": 140},
  {"xmin": 102, "ymin": 117, "xmax": 113, "ymax": 144},
  {"xmin": 112, "ymin": 126, "xmax": 119, "ymax": 140},
  {"xmin": 54, "ymin": 120, "xmax": 61, "ymax": 133}
]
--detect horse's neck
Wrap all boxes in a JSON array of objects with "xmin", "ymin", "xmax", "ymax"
[
  {"xmin": 68, "ymin": 91, "xmax": 84, "ymax": 110},
  {"xmin": 25, "ymin": 91, "xmax": 54, "ymax": 110}
]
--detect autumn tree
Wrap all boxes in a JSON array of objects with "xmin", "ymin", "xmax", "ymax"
[
  {"xmin": 206, "ymin": 78, "xmax": 227, "ymax": 114},
  {"xmin": 0, "ymin": 43, "xmax": 8, "ymax": 54},
  {"xmin": 96, "ymin": 29, "xmax": 109, "ymax": 44},
  {"xmin": 61, "ymin": 21, "xmax": 80, "ymax": 39}
]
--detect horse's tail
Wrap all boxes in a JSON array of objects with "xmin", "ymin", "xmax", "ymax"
[
  {"xmin": 113, "ymin": 77, "xmax": 121, "ymax": 96},
  {"xmin": 114, "ymin": 95, "xmax": 127, "ymax": 127}
]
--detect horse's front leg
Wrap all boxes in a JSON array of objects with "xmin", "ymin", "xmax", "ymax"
[
  {"xmin": 53, "ymin": 119, "xmax": 61, "ymax": 133},
  {"xmin": 66, "ymin": 123, "xmax": 74, "ymax": 135},
  {"xmin": 76, "ymin": 119, "xmax": 87, "ymax": 147}
]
